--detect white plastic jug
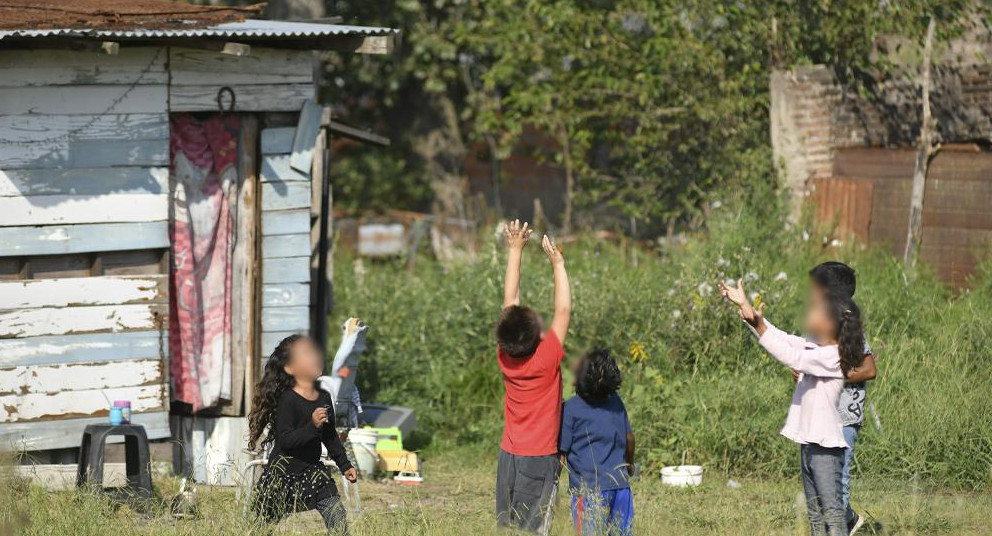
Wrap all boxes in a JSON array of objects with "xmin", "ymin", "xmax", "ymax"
[{"xmin": 348, "ymin": 429, "xmax": 379, "ymax": 476}]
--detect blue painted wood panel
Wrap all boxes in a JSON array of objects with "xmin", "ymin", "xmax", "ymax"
[
  {"xmin": 261, "ymin": 331, "xmax": 301, "ymax": 353},
  {"xmin": 0, "ymin": 330, "xmax": 165, "ymax": 367},
  {"xmin": 0, "ymin": 410, "xmax": 170, "ymax": 451},
  {"xmin": 261, "ymin": 155, "xmax": 309, "ymax": 184},
  {"xmin": 262, "ymin": 233, "xmax": 310, "ymax": 259},
  {"xmin": 262, "ymin": 256, "xmax": 310, "ymax": 284},
  {"xmin": 262, "ymin": 209, "xmax": 310, "ymax": 236},
  {"xmin": 0, "ymin": 221, "xmax": 168, "ymax": 256},
  {"xmin": 261, "ymin": 182, "xmax": 310, "ymax": 211},
  {"xmin": 0, "ymin": 167, "xmax": 168, "ymax": 197},
  {"xmin": 261, "ymin": 306, "xmax": 309, "ymax": 332},
  {"xmin": 261, "ymin": 127, "xmax": 296, "ymax": 155},
  {"xmin": 262, "ymin": 283, "xmax": 310, "ymax": 307},
  {"xmin": 290, "ymin": 100, "xmax": 322, "ymax": 173}
]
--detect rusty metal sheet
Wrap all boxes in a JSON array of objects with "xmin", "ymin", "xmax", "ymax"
[
  {"xmin": 831, "ymin": 147, "xmax": 992, "ymax": 288},
  {"xmin": 810, "ymin": 178, "xmax": 874, "ymax": 245},
  {"xmin": 357, "ymin": 223, "xmax": 407, "ymax": 257}
]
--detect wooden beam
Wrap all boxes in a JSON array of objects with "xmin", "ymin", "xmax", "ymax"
[
  {"xmin": 328, "ymin": 120, "xmax": 390, "ymax": 146},
  {"xmin": 221, "ymin": 42, "xmax": 251, "ymax": 57},
  {"xmin": 326, "ymin": 35, "xmax": 396, "ymax": 55},
  {"xmin": 353, "ymin": 35, "xmax": 395, "ymax": 55}
]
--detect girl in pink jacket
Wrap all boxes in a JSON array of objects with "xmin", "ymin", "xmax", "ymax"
[{"xmin": 720, "ymin": 279, "xmax": 866, "ymax": 536}]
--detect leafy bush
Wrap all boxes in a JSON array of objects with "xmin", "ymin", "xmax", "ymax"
[{"xmin": 333, "ymin": 186, "xmax": 992, "ymax": 489}]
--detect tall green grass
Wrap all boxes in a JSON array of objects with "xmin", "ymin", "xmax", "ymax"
[{"xmin": 333, "ymin": 188, "xmax": 992, "ymax": 490}]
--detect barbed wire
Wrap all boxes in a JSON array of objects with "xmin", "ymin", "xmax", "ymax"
[{"xmin": 0, "ymin": 47, "xmax": 165, "ymax": 147}]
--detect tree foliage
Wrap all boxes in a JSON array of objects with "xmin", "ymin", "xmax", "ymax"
[{"xmin": 324, "ymin": 0, "xmax": 986, "ymax": 227}]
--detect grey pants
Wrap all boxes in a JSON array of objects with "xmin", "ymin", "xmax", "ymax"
[
  {"xmin": 800, "ymin": 443, "xmax": 847, "ymax": 536},
  {"xmin": 496, "ymin": 450, "xmax": 561, "ymax": 534}
]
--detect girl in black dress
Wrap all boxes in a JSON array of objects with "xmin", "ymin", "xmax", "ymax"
[{"xmin": 248, "ymin": 334, "xmax": 359, "ymax": 534}]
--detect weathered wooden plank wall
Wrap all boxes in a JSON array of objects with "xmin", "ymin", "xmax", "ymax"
[
  {"xmin": 0, "ymin": 47, "xmax": 170, "ymax": 449},
  {"xmin": 258, "ymin": 107, "xmax": 319, "ymax": 354},
  {"xmin": 0, "ymin": 46, "xmax": 322, "ymax": 452},
  {"xmin": 169, "ymin": 48, "xmax": 314, "ymax": 113}
]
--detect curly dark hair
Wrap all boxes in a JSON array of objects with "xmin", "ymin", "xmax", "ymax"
[
  {"xmin": 575, "ymin": 347, "xmax": 622, "ymax": 402},
  {"xmin": 496, "ymin": 305, "xmax": 542, "ymax": 358},
  {"xmin": 247, "ymin": 334, "xmax": 304, "ymax": 451},
  {"xmin": 826, "ymin": 294, "xmax": 866, "ymax": 378}
]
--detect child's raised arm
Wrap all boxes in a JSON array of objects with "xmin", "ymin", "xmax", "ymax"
[
  {"xmin": 502, "ymin": 220, "xmax": 531, "ymax": 308},
  {"xmin": 542, "ymin": 235, "xmax": 571, "ymax": 344},
  {"xmin": 759, "ymin": 330, "xmax": 844, "ymax": 378},
  {"xmin": 718, "ymin": 278, "xmax": 766, "ymax": 335}
]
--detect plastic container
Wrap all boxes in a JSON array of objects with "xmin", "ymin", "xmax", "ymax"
[
  {"xmin": 347, "ymin": 428, "xmax": 379, "ymax": 476},
  {"xmin": 113, "ymin": 400, "xmax": 131, "ymax": 424},
  {"xmin": 660, "ymin": 465, "xmax": 703, "ymax": 487},
  {"xmin": 109, "ymin": 406, "xmax": 124, "ymax": 426}
]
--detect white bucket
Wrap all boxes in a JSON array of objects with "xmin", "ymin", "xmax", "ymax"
[
  {"xmin": 660, "ymin": 465, "xmax": 703, "ymax": 487},
  {"xmin": 347, "ymin": 429, "xmax": 379, "ymax": 476}
]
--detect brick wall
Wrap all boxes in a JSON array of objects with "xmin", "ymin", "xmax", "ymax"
[
  {"xmin": 771, "ymin": 63, "xmax": 992, "ymax": 210},
  {"xmin": 771, "ymin": 62, "xmax": 992, "ymax": 287}
]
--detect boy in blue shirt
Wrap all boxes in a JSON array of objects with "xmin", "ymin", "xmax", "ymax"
[{"xmin": 559, "ymin": 348, "xmax": 635, "ymax": 536}]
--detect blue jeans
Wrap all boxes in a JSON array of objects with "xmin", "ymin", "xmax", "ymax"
[
  {"xmin": 800, "ymin": 443, "xmax": 847, "ymax": 536},
  {"xmin": 842, "ymin": 425, "xmax": 860, "ymax": 526}
]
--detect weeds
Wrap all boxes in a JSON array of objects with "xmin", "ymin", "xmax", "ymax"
[{"xmin": 336, "ymin": 187, "xmax": 992, "ymax": 489}]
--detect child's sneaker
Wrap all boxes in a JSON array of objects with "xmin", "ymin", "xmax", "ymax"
[{"xmin": 848, "ymin": 512, "xmax": 866, "ymax": 535}]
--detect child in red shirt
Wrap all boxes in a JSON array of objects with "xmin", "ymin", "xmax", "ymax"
[{"xmin": 495, "ymin": 220, "xmax": 572, "ymax": 535}]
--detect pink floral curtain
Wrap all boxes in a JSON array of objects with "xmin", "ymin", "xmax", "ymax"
[{"xmin": 169, "ymin": 115, "xmax": 239, "ymax": 411}]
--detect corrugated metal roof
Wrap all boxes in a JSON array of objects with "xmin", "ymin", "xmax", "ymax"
[{"xmin": 0, "ymin": 19, "xmax": 398, "ymax": 41}]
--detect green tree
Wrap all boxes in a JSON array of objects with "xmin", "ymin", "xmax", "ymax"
[{"xmin": 319, "ymin": 0, "xmax": 986, "ymax": 229}]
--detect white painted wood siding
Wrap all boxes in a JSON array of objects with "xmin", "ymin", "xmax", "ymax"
[{"xmin": 0, "ymin": 47, "xmax": 170, "ymax": 445}]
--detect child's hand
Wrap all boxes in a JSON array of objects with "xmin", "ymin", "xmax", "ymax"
[
  {"xmin": 738, "ymin": 300, "xmax": 765, "ymax": 329},
  {"xmin": 718, "ymin": 278, "xmax": 749, "ymax": 307},
  {"xmin": 541, "ymin": 234, "xmax": 564, "ymax": 266},
  {"xmin": 504, "ymin": 219, "xmax": 532, "ymax": 250},
  {"xmin": 343, "ymin": 467, "xmax": 359, "ymax": 483},
  {"xmin": 312, "ymin": 407, "xmax": 329, "ymax": 428}
]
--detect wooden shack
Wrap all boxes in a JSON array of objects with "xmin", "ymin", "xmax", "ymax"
[{"xmin": 0, "ymin": 2, "xmax": 396, "ymax": 482}]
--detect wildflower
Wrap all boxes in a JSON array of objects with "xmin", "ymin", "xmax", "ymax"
[
  {"xmin": 716, "ymin": 257, "xmax": 730, "ymax": 267},
  {"xmin": 745, "ymin": 272, "xmax": 759, "ymax": 283},
  {"xmin": 672, "ymin": 309, "xmax": 682, "ymax": 319},
  {"xmin": 494, "ymin": 221, "xmax": 507, "ymax": 239},
  {"xmin": 629, "ymin": 342, "xmax": 648, "ymax": 363},
  {"xmin": 697, "ymin": 282, "xmax": 714, "ymax": 297},
  {"xmin": 775, "ymin": 271, "xmax": 788, "ymax": 281}
]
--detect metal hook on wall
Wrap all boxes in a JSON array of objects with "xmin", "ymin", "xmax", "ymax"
[{"xmin": 216, "ymin": 86, "xmax": 236, "ymax": 113}]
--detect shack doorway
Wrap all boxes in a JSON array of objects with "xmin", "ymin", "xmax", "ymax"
[{"xmin": 167, "ymin": 113, "xmax": 260, "ymax": 481}]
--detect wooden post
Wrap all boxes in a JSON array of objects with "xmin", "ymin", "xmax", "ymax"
[
  {"xmin": 903, "ymin": 17, "xmax": 937, "ymax": 267},
  {"xmin": 235, "ymin": 115, "xmax": 259, "ymax": 416}
]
